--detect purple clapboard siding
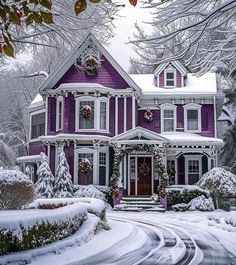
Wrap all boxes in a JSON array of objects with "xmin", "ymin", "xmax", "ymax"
[
  {"xmin": 118, "ymin": 97, "xmax": 124, "ymax": 134},
  {"xmin": 177, "ymin": 105, "xmax": 184, "ymax": 131},
  {"xmin": 55, "ymin": 56, "xmax": 129, "ymax": 89},
  {"xmin": 126, "ymin": 97, "xmax": 132, "ymax": 130},
  {"xmin": 177, "ymin": 155, "xmax": 185, "ymax": 184},
  {"xmin": 47, "ymin": 97, "xmax": 56, "ymax": 134},
  {"xmin": 200, "ymin": 104, "xmax": 214, "ymax": 137},
  {"xmin": 159, "ymin": 71, "xmax": 164, "ymax": 87},
  {"xmin": 176, "ymin": 70, "xmax": 182, "ymax": 87},
  {"xmin": 63, "ymin": 94, "xmax": 75, "ymax": 133},
  {"xmin": 138, "ymin": 110, "xmax": 160, "ymax": 133},
  {"xmin": 29, "ymin": 141, "xmax": 44, "ymax": 156}
]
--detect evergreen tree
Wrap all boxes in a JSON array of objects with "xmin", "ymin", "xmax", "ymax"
[
  {"xmin": 35, "ymin": 152, "xmax": 54, "ymax": 198},
  {"xmin": 54, "ymin": 151, "xmax": 73, "ymax": 198}
]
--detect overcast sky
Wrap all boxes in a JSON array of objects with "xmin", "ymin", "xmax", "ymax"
[{"xmin": 107, "ymin": 2, "xmax": 153, "ymax": 71}]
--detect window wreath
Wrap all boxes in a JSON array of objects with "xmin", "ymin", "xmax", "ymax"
[
  {"xmin": 80, "ymin": 105, "xmax": 93, "ymax": 120},
  {"xmin": 79, "ymin": 158, "xmax": 92, "ymax": 175},
  {"xmin": 144, "ymin": 109, "xmax": 153, "ymax": 122}
]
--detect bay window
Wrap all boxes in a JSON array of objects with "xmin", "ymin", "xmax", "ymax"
[
  {"xmin": 30, "ymin": 111, "xmax": 45, "ymax": 139},
  {"xmin": 76, "ymin": 96, "xmax": 109, "ymax": 132},
  {"xmin": 56, "ymin": 96, "xmax": 63, "ymax": 131}
]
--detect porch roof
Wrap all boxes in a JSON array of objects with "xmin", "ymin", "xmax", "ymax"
[
  {"xmin": 16, "ymin": 155, "xmax": 41, "ymax": 164},
  {"xmin": 160, "ymin": 132, "xmax": 223, "ymax": 146}
]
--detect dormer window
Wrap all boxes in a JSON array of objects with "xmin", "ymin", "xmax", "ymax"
[{"xmin": 164, "ymin": 70, "xmax": 176, "ymax": 87}]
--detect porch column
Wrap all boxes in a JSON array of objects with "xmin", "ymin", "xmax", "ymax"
[
  {"xmin": 47, "ymin": 143, "xmax": 50, "ymax": 164},
  {"xmin": 132, "ymin": 96, "xmax": 136, "ymax": 129},
  {"xmin": 115, "ymin": 96, "xmax": 118, "ymax": 135},
  {"xmin": 124, "ymin": 96, "xmax": 127, "ymax": 132},
  {"xmin": 118, "ymin": 161, "xmax": 123, "ymax": 187},
  {"xmin": 124, "ymin": 155, "xmax": 127, "ymax": 190}
]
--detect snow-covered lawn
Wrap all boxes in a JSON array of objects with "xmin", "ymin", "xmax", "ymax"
[{"xmin": 1, "ymin": 209, "xmax": 235, "ymax": 264}]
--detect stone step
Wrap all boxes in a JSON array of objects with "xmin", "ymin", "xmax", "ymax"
[
  {"xmin": 122, "ymin": 197, "xmax": 153, "ymax": 201},
  {"xmin": 120, "ymin": 200, "xmax": 160, "ymax": 205},
  {"xmin": 115, "ymin": 203, "xmax": 164, "ymax": 209},
  {"xmin": 113, "ymin": 207, "xmax": 142, "ymax": 212}
]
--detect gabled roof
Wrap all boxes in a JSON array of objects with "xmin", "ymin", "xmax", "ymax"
[
  {"xmin": 38, "ymin": 33, "xmax": 141, "ymax": 94},
  {"xmin": 110, "ymin": 127, "xmax": 169, "ymax": 143},
  {"xmin": 154, "ymin": 61, "xmax": 188, "ymax": 76}
]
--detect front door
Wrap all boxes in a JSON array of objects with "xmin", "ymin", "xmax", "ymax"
[{"xmin": 137, "ymin": 157, "xmax": 152, "ymax": 195}]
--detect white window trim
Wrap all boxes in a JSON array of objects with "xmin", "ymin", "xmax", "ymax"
[
  {"xmin": 164, "ymin": 69, "xmax": 176, "ymax": 88},
  {"xmin": 75, "ymin": 96, "xmax": 109, "ymax": 133},
  {"xmin": 184, "ymin": 155, "xmax": 202, "ymax": 185},
  {"xmin": 183, "ymin": 103, "xmax": 202, "ymax": 133},
  {"xmin": 56, "ymin": 96, "xmax": 64, "ymax": 132},
  {"xmin": 160, "ymin": 103, "xmax": 177, "ymax": 133},
  {"xmin": 29, "ymin": 109, "xmax": 46, "ymax": 141}
]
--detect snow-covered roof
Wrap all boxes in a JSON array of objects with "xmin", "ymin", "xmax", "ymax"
[
  {"xmin": 29, "ymin": 94, "xmax": 44, "ymax": 110},
  {"xmin": 129, "ymin": 73, "xmax": 217, "ymax": 95},
  {"xmin": 16, "ymin": 155, "xmax": 41, "ymax": 163},
  {"xmin": 160, "ymin": 132, "xmax": 223, "ymax": 146}
]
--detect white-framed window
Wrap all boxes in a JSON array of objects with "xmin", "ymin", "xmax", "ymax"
[
  {"xmin": 183, "ymin": 103, "xmax": 202, "ymax": 132},
  {"xmin": 164, "ymin": 69, "xmax": 176, "ymax": 87},
  {"xmin": 56, "ymin": 96, "xmax": 63, "ymax": 131},
  {"xmin": 74, "ymin": 147, "xmax": 109, "ymax": 185},
  {"xmin": 160, "ymin": 103, "xmax": 177, "ymax": 132},
  {"xmin": 29, "ymin": 110, "xmax": 45, "ymax": 140},
  {"xmin": 184, "ymin": 155, "xmax": 202, "ymax": 185},
  {"xmin": 75, "ymin": 96, "xmax": 109, "ymax": 132}
]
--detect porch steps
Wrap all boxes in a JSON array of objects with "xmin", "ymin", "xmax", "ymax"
[{"xmin": 114, "ymin": 197, "xmax": 165, "ymax": 212}]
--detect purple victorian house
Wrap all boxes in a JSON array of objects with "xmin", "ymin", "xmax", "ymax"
[{"xmin": 18, "ymin": 33, "xmax": 223, "ymax": 196}]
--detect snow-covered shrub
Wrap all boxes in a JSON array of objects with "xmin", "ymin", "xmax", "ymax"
[
  {"xmin": 166, "ymin": 185, "xmax": 210, "ymax": 209},
  {"xmin": 225, "ymin": 216, "xmax": 236, "ymax": 227},
  {"xmin": 0, "ymin": 204, "xmax": 87, "ymax": 255},
  {"xmin": 197, "ymin": 167, "xmax": 236, "ymax": 208},
  {"xmin": 54, "ymin": 151, "xmax": 73, "ymax": 198},
  {"xmin": 74, "ymin": 185, "xmax": 106, "ymax": 201},
  {"xmin": 188, "ymin": 195, "xmax": 214, "ymax": 211},
  {"xmin": 0, "ymin": 170, "xmax": 35, "ymax": 209},
  {"xmin": 35, "ymin": 152, "xmax": 54, "ymax": 198},
  {"xmin": 172, "ymin": 196, "xmax": 214, "ymax": 212},
  {"xmin": 172, "ymin": 203, "xmax": 189, "ymax": 212}
]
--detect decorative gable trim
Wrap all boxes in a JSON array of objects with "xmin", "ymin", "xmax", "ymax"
[
  {"xmin": 154, "ymin": 61, "xmax": 188, "ymax": 77},
  {"xmin": 38, "ymin": 33, "xmax": 141, "ymax": 95},
  {"xmin": 110, "ymin": 126, "xmax": 169, "ymax": 143}
]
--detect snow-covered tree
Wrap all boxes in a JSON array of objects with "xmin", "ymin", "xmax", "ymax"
[
  {"xmin": 35, "ymin": 152, "xmax": 54, "ymax": 198},
  {"xmin": 54, "ymin": 151, "xmax": 73, "ymax": 198},
  {"xmin": 197, "ymin": 167, "xmax": 236, "ymax": 208},
  {"xmin": 0, "ymin": 133, "xmax": 17, "ymax": 169},
  {"xmin": 131, "ymin": 0, "xmax": 236, "ymax": 75}
]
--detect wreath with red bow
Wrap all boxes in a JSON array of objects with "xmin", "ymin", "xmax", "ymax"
[
  {"xmin": 79, "ymin": 158, "xmax": 92, "ymax": 175},
  {"xmin": 80, "ymin": 105, "xmax": 93, "ymax": 120},
  {"xmin": 144, "ymin": 109, "xmax": 153, "ymax": 121}
]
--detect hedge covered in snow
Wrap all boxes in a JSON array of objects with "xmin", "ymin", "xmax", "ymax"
[
  {"xmin": 0, "ymin": 204, "xmax": 87, "ymax": 255},
  {"xmin": 32, "ymin": 197, "xmax": 106, "ymax": 220},
  {"xmin": 172, "ymin": 195, "xmax": 214, "ymax": 212},
  {"xmin": 166, "ymin": 185, "xmax": 210, "ymax": 209},
  {"xmin": 0, "ymin": 169, "xmax": 35, "ymax": 209}
]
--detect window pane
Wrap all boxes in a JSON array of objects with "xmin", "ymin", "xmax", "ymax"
[
  {"xmin": 166, "ymin": 80, "xmax": 174, "ymax": 86},
  {"xmin": 187, "ymin": 109, "xmax": 198, "ymax": 130},
  {"xmin": 58, "ymin": 101, "xmax": 62, "ymax": 129},
  {"xmin": 188, "ymin": 159, "xmax": 200, "ymax": 184},
  {"xmin": 164, "ymin": 119, "xmax": 174, "ymax": 132},
  {"xmin": 166, "ymin": 72, "xmax": 174, "ymax": 79},
  {"xmin": 79, "ymin": 101, "xmax": 95, "ymax": 129},
  {"xmin": 31, "ymin": 113, "xmax": 45, "ymax": 139},
  {"xmin": 164, "ymin": 110, "xmax": 174, "ymax": 118},
  {"xmin": 100, "ymin": 102, "xmax": 107, "ymax": 130},
  {"xmin": 99, "ymin": 153, "xmax": 106, "ymax": 165}
]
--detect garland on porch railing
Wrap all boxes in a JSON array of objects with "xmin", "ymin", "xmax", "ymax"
[{"xmin": 110, "ymin": 144, "xmax": 169, "ymax": 199}]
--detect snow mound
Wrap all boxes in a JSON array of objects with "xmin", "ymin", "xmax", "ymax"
[
  {"xmin": 189, "ymin": 195, "xmax": 214, "ymax": 211},
  {"xmin": 197, "ymin": 167, "xmax": 236, "ymax": 197},
  {"xmin": 74, "ymin": 185, "xmax": 106, "ymax": 201}
]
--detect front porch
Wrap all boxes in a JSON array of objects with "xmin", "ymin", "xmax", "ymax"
[{"xmin": 110, "ymin": 127, "xmax": 223, "ymax": 196}]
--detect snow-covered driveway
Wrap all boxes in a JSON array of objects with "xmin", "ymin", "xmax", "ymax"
[
  {"xmin": 12, "ymin": 210, "xmax": 236, "ymax": 265},
  {"xmin": 77, "ymin": 211, "xmax": 236, "ymax": 265}
]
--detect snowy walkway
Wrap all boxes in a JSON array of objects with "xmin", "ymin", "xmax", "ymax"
[{"xmin": 2, "ymin": 210, "xmax": 236, "ymax": 264}]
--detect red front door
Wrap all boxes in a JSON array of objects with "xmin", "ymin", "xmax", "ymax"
[{"xmin": 137, "ymin": 157, "xmax": 152, "ymax": 195}]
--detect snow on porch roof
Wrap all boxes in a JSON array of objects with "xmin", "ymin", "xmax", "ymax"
[
  {"xmin": 160, "ymin": 132, "xmax": 223, "ymax": 146},
  {"xmin": 129, "ymin": 72, "xmax": 217, "ymax": 95},
  {"xmin": 16, "ymin": 155, "xmax": 41, "ymax": 163}
]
